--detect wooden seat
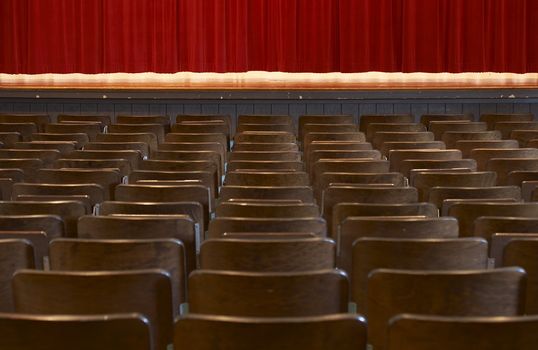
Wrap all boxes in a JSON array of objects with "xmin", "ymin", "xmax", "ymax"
[
  {"xmin": 368, "ymin": 267, "xmax": 526, "ymax": 350},
  {"xmin": 78, "ymin": 215, "xmax": 196, "ymax": 273},
  {"xmin": 480, "ymin": 113, "xmax": 534, "ymax": 129},
  {"xmin": 219, "ymin": 186, "xmax": 314, "ymax": 203},
  {"xmin": 207, "ymin": 217, "xmax": 326, "ymax": 239},
  {"xmin": 13, "ymin": 270, "xmax": 172, "ymax": 350},
  {"xmin": 359, "ymin": 114, "xmax": 414, "ymax": 133},
  {"xmin": 45, "ymin": 123, "xmax": 101, "ymax": 141},
  {"xmin": 235, "ymin": 132, "xmax": 295, "ymax": 144},
  {"xmin": 351, "ymin": 237, "xmax": 488, "ymax": 312},
  {"xmin": 429, "ymin": 121, "xmax": 488, "ymax": 140},
  {"xmin": 412, "ymin": 171, "xmax": 497, "ymax": 201},
  {"xmin": 487, "ymin": 158, "xmax": 538, "ymax": 185},
  {"xmin": 175, "ymin": 313, "xmax": 366, "ymax": 350},
  {"xmin": 84, "ymin": 142, "xmax": 149, "ymax": 159},
  {"xmin": 387, "ymin": 314, "xmax": 538, "ymax": 350},
  {"xmin": 322, "ymin": 186, "xmax": 419, "ymax": 238},
  {"xmin": 429, "ymin": 186, "xmax": 522, "ymax": 210},
  {"xmin": 0, "ymin": 123, "xmax": 38, "ymax": 141},
  {"xmin": 442, "ymin": 130, "xmax": 502, "ymax": 148},
  {"xmin": 225, "ymin": 171, "xmax": 309, "ymax": 187},
  {"xmin": 233, "ymin": 142, "xmax": 298, "ymax": 152},
  {"xmin": 188, "ymin": 269, "xmax": 348, "ymax": 317},
  {"xmin": 420, "ymin": 114, "xmax": 473, "ymax": 126},
  {"xmin": 455, "ymin": 139, "xmax": 520, "ymax": 158},
  {"xmin": 1, "ymin": 313, "xmax": 150, "ymax": 350},
  {"xmin": 338, "ymin": 217, "xmax": 459, "ymax": 272},
  {"xmin": 12, "ymin": 183, "xmax": 105, "ymax": 207},
  {"xmin": 332, "ymin": 202, "xmax": 438, "ymax": 237},
  {"xmin": 389, "ymin": 149, "xmax": 462, "ymax": 172},
  {"xmin": 373, "ymin": 132, "xmax": 435, "ymax": 150},
  {"xmin": 0, "ymin": 201, "xmax": 87, "ymax": 237},
  {"xmin": 399, "ymin": 159, "xmax": 477, "ymax": 178},
  {"xmin": 471, "ymin": 148, "xmax": 538, "ymax": 171},
  {"xmin": 108, "ymin": 124, "xmax": 165, "ymax": 144},
  {"xmin": 380, "ymin": 141, "xmax": 445, "ymax": 157},
  {"xmin": 95, "ymin": 133, "xmax": 157, "ymax": 151},
  {"xmin": 14, "ymin": 141, "xmax": 76, "ymax": 156},
  {"xmin": 0, "ymin": 239, "xmax": 35, "ymax": 311},
  {"xmin": 366, "ymin": 123, "xmax": 426, "ymax": 142},
  {"xmin": 116, "ymin": 115, "xmax": 171, "ymax": 132},
  {"xmin": 31, "ymin": 133, "xmax": 89, "ymax": 148},
  {"xmin": 315, "ymin": 172, "xmax": 405, "ymax": 201},
  {"xmin": 57, "ymin": 114, "xmax": 111, "ymax": 126},
  {"xmin": 216, "ymin": 202, "xmax": 319, "ymax": 218},
  {"xmin": 200, "ymin": 237, "xmax": 335, "ymax": 272},
  {"xmin": 49, "ymin": 238, "xmax": 186, "ymax": 314},
  {"xmin": 448, "ymin": 202, "xmax": 538, "ymax": 237}
]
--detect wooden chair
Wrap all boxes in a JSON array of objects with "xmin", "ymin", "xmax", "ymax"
[
  {"xmin": 207, "ymin": 217, "xmax": 326, "ymax": 239},
  {"xmin": 492, "ymin": 233, "xmax": 538, "ymax": 267},
  {"xmin": 493, "ymin": 121, "xmax": 538, "ymax": 139},
  {"xmin": 237, "ymin": 123, "xmax": 294, "ymax": 133},
  {"xmin": 480, "ymin": 113, "xmax": 534, "ymax": 130},
  {"xmin": 429, "ymin": 186, "xmax": 522, "ymax": 210},
  {"xmin": 235, "ymin": 132, "xmax": 295, "ymax": 144},
  {"xmin": 303, "ymin": 132, "xmax": 365, "ymax": 148},
  {"xmin": 0, "ymin": 123, "xmax": 37, "ymax": 141},
  {"xmin": 139, "ymin": 160, "xmax": 219, "ymax": 186},
  {"xmin": 12, "ymin": 270, "xmax": 173, "ymax": 350},
  {"xmin": 84, "ymin": 142, "xmax": 149, "ymax": 159},
  {"xmin": 312, "ymin": 159, "xmax": 390, "ymax": 186},
  {"xmin": 305, "ymin": 142, "xmax": 372, "ymax": 161},
  {"xmin": 49, "ymin": 238, "xmax": 186, "ymax": 314},
  {"xmin": 507, "ymin": 170, "xmax": 538, "ymax": 187},
  {"xmin": 380, "ymin": 141, "xmax": 446, "ymax": 157},
  {"xmin": 307, "ymin": 150, "xmax": 381, "ymax": 173},
  {"xmin": 332, "ymin": 202, "xmax": 438, "ymax": 237},
  {"xmin": 53, "ymin": 159, "xmax": 131, "ymax": 177},
  {"xmin": 95, "ymin": 133, "xmax": 157, "ymax": 151},
  {"xmin": 0, "ymin": 149, "xmax": 61, "ymax": 167},
  {"xmin": 0, "ymin": 239, "xmax": 35, "ymax": 311},
  {"xmin": 13, "ymin": 141, "xmax": 76, "ymax": 156},
  {"xmin": 0, "ymin": 201, "xmax": 87, "ymax": 238},
  {"xmin": 227, "ymin": 160, "xmax": 305, "ymax": 172},
  {"xmin": 448, "ymin": 202, "xmax": 538, "ymax": 237},
  {"xmin": 0, "ymin": 215, "xmax": 64, "ymax": 240},
  {"xmin": 359, "ymin": 114, "xmax": 414, "ymax": 133},
  {"xmin": 31, "ymin": 132, "xmax": 89, "ymax": 148},
  {"xmin": 455, "ymin": 139, "xmax": 520, "ymax": 158},
  {"xmin": 129, "ymin": 170, "xmax": 216, "ymax": 200},
  {"xmin": 420, "ymin": 114, "xmax": 473, "ymax": 126},
  {"xmin": 366, "ymin": 123, "xmax": 426, "ymax": 142},
  {"xmin": 0, "ymin": 114, "xmax": 50, "ymax": 132},
  {"xmin": 229, "ymin": 151, "xmax": 300, "ymax": 162},
  {"xmin": 0, "ymin": 313, "xmax": 151, "ymax": 350},
  {"xmin": 0, "ymin": 159, "xmax": 44, "ymax": 182},
  {"xmin": 12, "ymin": 183, "xmax": 105, "ymax": 207},
  {"xmin": 487, "ymin": 158, "xmax": 538, "ymax": 185},
  {"xmin": 302, "ymin": 124, "xmax": 360, "ymax": 144},
  {"xmin": 399, "ymin": 159, "xmax": 477, "ymax": 178},
  {"xmin": 299, "ymin": 115, "xmax": 354, "ymax": 141},
  {"xmin": 338, "ymin": 217, "xmax": 459, "ymax": 272},
  {"xmin": 165, "ymin": 132, "xmax": 228, "ymax": 151},
  {"xmin": 474, "ymin": 216, "xmax": 538, "ymax": 243},
  {"xmin": 412, "ymin": 171, "xmax": 497, "ymax": 201},
  {"xmin": 57, "ymin": 114, "xmax": 111, "ymax": 126},
  {"xmin": 188, "ymin": 269, "xmax": 348, "ymax": 317},
  {"xmin": 44, "ymin": 123, "xmax": 101, "ymax": 141},
  {"xmin": 315, "ymin": 172, "xmax": 406, "ymax": 201},
  {"xmin": 442, "ymin": 130, "xmax": 502, "ymax": 148},
  {"xmin": 389, "ymin": 149, "xmax": 463, "ymax": 172},
  {"xmin": 238, "ymin": 114, "xmax": 292, "ymax": 125},
  {"xmin": 0, "ymin": 132, "xmax": 21, "ymax": 147},
  {"xmin": 216, "ymin": 202, "xmax": 319, "ymax": 218},
  {"xmin": 158, "ymin": 142, "xmax": 225, "ymax": 164},
  {"xmin": 116, "ymin": 115, "xmax": 170, "ymax": 132},
  {"xmin": 172, "ymin": 122, "xmax": 229, "ymax": 144},
  {"xmin": 200, "ymin": 237, "xmax": 335, "ymax": 272},
  {"xmin": 109, "ymin": 124, "xmax": 165, "ymax": 144},
  {"xmin": 471, "ymin": 148, "xmax": 538, "ymax": 171},
  {"xmin": 219, "ymin": 186, "xmax": 314, "ymax": 203},
  {"xmin": 176, "ymin": 114, "xmax": 232, "ymax": 133},
  {"xmin": 225, "ymin": 171, "xmax": 309, "ymax": 187},
  {"xmin": 373, "ymin": 132, "xmax": 435, "ymax": 150},
  {"xmin": 64, "ymin": 149, "xmax": 142, "ymax": 169},
  {"xmin": 233, "ymin": 142, "xmax": 298, "ymax": 152},
  {"xmin": 152, "ymin": 150, "xmax": 222, "ymax": 180},
  {"xmin": 351, "ymin": 237, "xmax": 488, "ymax": 312},
  {"xmin": 175, "ymin": 313, "xmax": 366, "ymax": 350},
  {"xmin": 0, "ymin": 230, "xmax": 46, "ymax": 270},
  {"xmin": 77, "ymin": 215, "xmax": 196, "ymax": 274},
  {"xmin": 387, "ymin": 314, "xmax": 538, "ymax": 350},
  {"xmin": 428, "ymin": 121, "xmax": 488, "ymax": 140},
  {"xmin": 322, "ymin": 186, "xmax": 419, "ymax": 238},
  {"xmin": 367, "ymin": 267, "xmax": 526, "ymax": 350}
]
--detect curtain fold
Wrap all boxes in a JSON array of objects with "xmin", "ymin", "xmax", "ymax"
[{"xmin": 0, "ymin": 0, "xmax": 536, "ymax": 73}]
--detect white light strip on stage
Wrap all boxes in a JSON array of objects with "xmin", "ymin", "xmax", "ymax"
[{"xmin": 1, "ymin": 71, "xmax": 537, "ymax": 89}]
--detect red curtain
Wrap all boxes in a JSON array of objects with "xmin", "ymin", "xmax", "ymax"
[{"xmin": 1, "ymin": 0, "xmax": 537, "ymax": 73}]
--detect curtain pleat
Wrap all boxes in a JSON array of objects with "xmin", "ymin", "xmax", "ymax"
[{"xmin": 0, "ymin": 0, "xmax": 536, "ymax": 73}]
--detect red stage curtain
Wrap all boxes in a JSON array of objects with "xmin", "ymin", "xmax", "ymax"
[{"xmin": 0, "ymin": 0, "xmax": 536, "ymax": 73}]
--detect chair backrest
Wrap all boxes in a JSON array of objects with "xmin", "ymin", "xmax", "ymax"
[
  {"xmin": 455, "ymin": 139, "xmax": 520, "ymax": 158},
  {"xmin": 200, "ymin": 237, "xmax": 335, "ymax": 272},
  {"xmin": 165, "ymin": 132, "xmax": 228, "ymax": 151},
  {"xmin": 338, "ymin": 217, "xmax": 459, "ymax": 272},
  {"xmin": 0, "ymin": 239, "xmax": 35, "ymax": 311},
  {"xmin": 14, "ymin": 141, "xmax": 76, "ymax": 155},
  {"xmin": 175, "ymin": 313, "xmax": 366, "ymax": 350},
  {"xmin": 49, "ymin": 238, "xmax": 186, "ymax": 314},
  {"xmin": 225, "ymin": 171, "xmax": 309, "ymax": 187},
  {"xmin": 448, "ymin": 202, "xmax": 538, "ymax": 237},
  {"xmin": 207, "ymin": 217, "xmax": 326, "ymax": 239},
  {"xmin": 359, "ymin": 114, "xmax": 414, "ymax": 132},
  {"xmin": 12, "ymin": 269, "xmax": 173, "ymax": 350},
  {"xmin": 503, "ymin": 238, "xmax": 538, "ymax": 313},
  {"xmin": 234, "ymin": 131, "xmax": 295, "ymax": 144},
  {"xmin": 315, "ymin": 172, "xmax": 406, "ymax": 201},
  {"xmin": 491, "ymin": 233, "xmax": 538, "ymax": 267},
  {"xmin": 44, "ymin": 123, "xmax": 101, "ymax": 141},
  {"xmin": 219, "ymin": 186, "xmax": 314, "ymax": 203},
  {"xmin": 188, "ymin": 269, "xmax": 348, "ymax": 317},
  {"xmin": 0, "ymin": 132, "xmax": 21, "ymax": 147},
  {"xmin": 442, "ymin": 130, "xmax": 502, "ymax": 148},
  {"xmin": 0, "ymin": 159, "xmax": 44, "ymax": 182},
  {"xmin": 312, "ymin": 159, "xmax": 390, "ymax": 186},
  {"xmin": 0, "ymin": 114, "xmax": 50, "ymax": 131},
  {"xmin": 387, "ymin": 314, "xmax": 538, "ymax": 350},
  {"xmin": 480, "ymin": 113, "xmax": 534, "ymax": 129},
  {"xmin": 303, "ymin": 132, "xmax": 365, "ymax": 147},
  {"xmin": 116, "ymin": 115, "xmax": 170, "ymax": 130},
  {"xmin": 12, "ymin": 183, "xmax": 105, "ymax": 207},
  {"xmin": 471, "ymin": 148, "xmax": 538, "ymax": 171},
  {"xmin": 302, "ymin": 124, "xmax": 359, "ymax": 143},
  {"xmin": 429, "ymin": 121, "xmax": 488, "ymax": 140},
  {"xmin": 367, "ymin": 267, "xmax": 526, "ymax": 350},
  {"xmin": 215, "ymin": 202, "xmax": 319, "ymax": 218},
  {"xmin": 366, "ymin": 123, "xmax": 426, "ymax": 142},
  {"xmin": 412, "ymin": 171, "xmax": 497, "ymax": 201},
  {"xmin": 31, "ymin": 132, "xmax": 89, "ymax": 148},
  {"xmin": 57, "ymin": 114, "xmax": 111, "ymax": 126},
  {"xmin": 237, "ymin": 123, "xmax": 294, "ymax": 133},
  {"xmin": 95, "ymin": 133, "xmax": 157, "ymax": 151},
  {"xmin": 0, "ymin": 149, "xmax": 61, "ymax": 166},
  {"xmin": 171, "ymin": 122, "xmax": 229, "ymax": 141},
  {"xmin": 380, "ymin": 141, "xmax": 445, "ymax": 157},
  {"xmin": 389, "ymin": 149, "xmax": 462, "ymax": 172},
  {"xmin": 77, "ymin": 215, "xmax": 196, "ymax": 275},
  {"xmin": 83, "ymin": 142, "xmax": 149, "ymax": 158},
  {"xmin": 399, "ymin": 159, "xmax": 477, "ymax": 177},
  {"xmin": 0, "ymin": 123, "xmax": 37, "ymax": 141},
  {"xmin": 512, "ymin": 130, "xmax": 538, "ymax": 146},
  {"xmin": 474, "ymin": 216, "xmax": 538, "ymax": 242},
  {"xmin": 420, "ymin": 114, "xmax": 473, "ymax": 126},
  {"xmin": 493, "ymin": 121, "xmax": 538, "ymax": 138},
  {"xmin": 299, "ymin": 115, "xmax": 354, "ymax": 140},
  {"xmin": 429, "ymin": 186, "xmax": 522, "ymax": 210},
  {"xmin": 351, "ymin": 238, "xmax": 488, "ymax": 313},
  {"xmin": 233, "ymin": 142, "xmax": 298, "ymax": 152},
  {"xmin": 0, "ymin": 215, "xmax": 64, "ymax": 240},
  {"xmin": 227, "ymin": 160, "xmax": 305, "ymax": 172},
  {"xmin": 65, "ymin": 150, "xmax": 142, "ymax": 168},
  {"xmin": 108, "ymin": 124, "xmax": 165, "ymax": 144},
  {"xmin": 487, "ymin": 158, "xmax": 538, "ymax": 185},
  {"xmin": 373, "ymin": 132, "xmax": 435, "ymax": 150}
]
